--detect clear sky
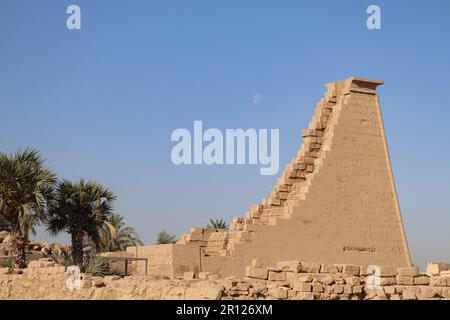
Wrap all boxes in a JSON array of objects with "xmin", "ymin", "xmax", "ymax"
[{"xmin": 1, "ymin": 0, "xmax": 449, "ymax": 269}]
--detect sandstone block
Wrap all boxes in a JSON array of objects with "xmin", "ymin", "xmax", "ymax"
[
  {"xmin": 419, "ymin": 287, "xmax": 438, "ymax": 299},
  {"xmin": 251, "ymin": 259, "xmax": 262, "ymax": 268},
  {"xmin": 293, "ymin": 282, "xmax": 312, "ymax": 292},
  {"xmin": 320, "ymin": 264, "xmax": 339, "ymax": 274},
  {"xmin": 245, "ymin": 266, "xmax": 268, "ymax": 280},
  {"xmin": 301, "ymin": 262, "xmax": 321, "ymax": 273},
  {"xmin": 268, "ymin": 287, "xmax": 288, "ymax": 299},
  {"xmin": 442, "ymin": 288, "xmax": 450, "ymax": 298},
  {"xmin": 380, "ymin": 276, "xmax": 396, "ymax": 286},
  {"xmin": 352, "ymin": 285, "xmax": 363, "ymax": 294},
  {"xmin": 333, "ymin": 284, "xmax": 344, "ymax": 294},
  {"xmin": 183, "ymin": 272, "xmax": 195, "ymax": 280},
  {"xmin": 199, "ymin": 272, "xmax": 212, "ymax": 280},
  {"xmin": 296, "ymin": 292, "xmax": 314, "ymax": 300},
  {"xmin": 208, "ymin": 274, "xmax": 220, "ymax": 281},
  {"xmin": 311, "ymin": 283, "xmax": 324, "ymax": 293},
  {"xmin": 186, "ymin": 283, "xmax": 224, "ymax": 300},
  {"xmin": 414, "ymin": 275, "xmax": 430, "ymax": 285},
  {"xmin": 429, "ymin": 277, "xmax": 447, "ymax": 287},
  {"xmin": 384, "ymin": 286, "xmax": 396, "ymax": 295},
  {"xmin": 378, "ymin": 266, "xmax": 396, "ymax": 277},
  {"xmin": 321, "ymin": 275, "xmax": 334, "ymax": 285},
  {"xmin": 296, "ymin": 274, "xmax": 313, "ymax": 283},
  {"xmin": 402, "ymin": 288, "xmax": 417, "ymax": 300},
  {"xmin": 344, "ymin": 276, "xmax": 360, "ymax": 286},
  {"xmin": 342, "ymin": 264, "xmax": 360, "ymax": 276},
  {"xmin": 396, "ymin": 275, "xmax": 414, "ymax": 285},
  {"xmin": 268, "ymin": 271, "xmax": 286, "ymax": 282},
  {"xmin": 397, "ymin": 266, "xmax": 419, "ymax": 277},
  {"xmin": 276, "ymin": 260, "xmax": 301, "ymax": 272},
  {"xmin": 394, "ymin": 285, "xmax": 405, "ymax": 294}
]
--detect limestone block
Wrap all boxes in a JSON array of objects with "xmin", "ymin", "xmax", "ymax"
[
  {"xmin": 389, "ymin": 294, "xmax": 401, "ymax": 300},
  {"xmin": 397, "ymin": 266, "xmax": 419, "ymax": 277},
  {"xmin": 245, "ymin": 266, "xmax": 268, "ymax": 280}
]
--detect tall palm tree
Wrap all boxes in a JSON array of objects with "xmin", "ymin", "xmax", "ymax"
[
  {"xmin": 47, "ymin": 179, "xmax": 116, "ymax": 267},
  {"xmin": 207, "ymin": 219, "xmax": 227, "ymax": 229},
  {"xmin": 0, "ymin": 148, "xmax": 57, "ymax": 267},
  {"xmin": 84, "ymin": 212, "xmax": 143, "ymax": 252}
]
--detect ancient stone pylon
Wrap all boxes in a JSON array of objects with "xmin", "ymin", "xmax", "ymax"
[{"xmin": 176, "ymin": 77, "xmax": 412, "ymax": 276}]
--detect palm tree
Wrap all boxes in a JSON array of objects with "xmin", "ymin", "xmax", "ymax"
[
  {"xmin": 0, "ymin": 148, "xmax": 57, "ymax": 267},
  {"xmin": 207, "ymin": 219, "xmax": 227, "ymax": 229},
  {"xmin": 156, "ymin": 230, "xmax": 177, "ymax": 244},
  {"xmin": 47, "ymin": 179, "xmax": 116, "ymax": 267},
  {"xmin": 84, "ymin": 212, "xmax": 143, "ymax": 252}
]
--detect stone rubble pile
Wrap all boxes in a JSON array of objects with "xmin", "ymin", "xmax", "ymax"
[{"xmin": 1, "ymin": 258, "xmax": 450, "ymax": 300}]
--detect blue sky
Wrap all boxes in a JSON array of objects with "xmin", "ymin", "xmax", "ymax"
[{"xmin": 1, "ymin": 0, "xmax": 449, "ymax": 269}]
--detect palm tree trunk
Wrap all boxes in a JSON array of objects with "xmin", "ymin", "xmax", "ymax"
[
  {"xmin": 9, "ymin": 222, "xmax": 28, "ymax": 268},
  {"xmin": 71, "ymin": 232, "xmax": 84, "ymax": 267}
]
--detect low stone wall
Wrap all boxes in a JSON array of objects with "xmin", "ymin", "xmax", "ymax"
[{"xmin": 1, "ymin": 258, "xmax": 450, "ymax": 300}]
